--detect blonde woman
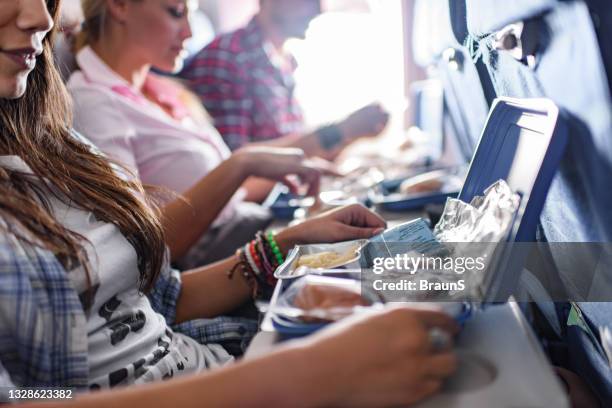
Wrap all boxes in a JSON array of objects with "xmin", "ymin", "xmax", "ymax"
[{"xmin": 67, "ymin": 0, "xmax": 338, "ymax": 268}]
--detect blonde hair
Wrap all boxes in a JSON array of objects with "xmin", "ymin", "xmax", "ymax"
[
  {"xmin": 75, "ymin": 0, "xmax": 143, "ymax": 50},
  {"xmin": 74, "ymin": 0, "xmax": 213, "ymax": 123},
  {"xmin": 74, "ymin": 0, "xmax": 107, "ymax": 50}
]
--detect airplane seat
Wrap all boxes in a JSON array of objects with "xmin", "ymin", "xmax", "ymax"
[{"xmin": 463, "ymin": 0, "xmax": 612, "ymax": 403}]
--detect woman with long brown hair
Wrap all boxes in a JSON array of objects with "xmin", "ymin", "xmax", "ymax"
[{"xmin": 0, "ymin": 0, "xmax": 457, "ymax": 406}]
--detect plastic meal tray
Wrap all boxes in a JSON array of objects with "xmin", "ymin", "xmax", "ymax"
[
  {"xmin": 265, "ymin": 97, "xmax": 568, "ymax": 336},
  {"xmin": 367, "ymin": 166, "xmax": 464, "ymax": 212},
  {"xmin": 262, "ymin": 184, "xmax": 310, "ymax": 220},
  {"xmin": 459, "ymin": 98, "xmax": 568, "ymax": 301}
]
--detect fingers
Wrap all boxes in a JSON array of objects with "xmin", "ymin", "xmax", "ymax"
[
  {"xmin": 336, "ymin": 224, "xmax": 386, "ymax": 241},
  {"xmin": 357, "ymin": 205, "xmax": 387, "ymax": 229},
  {"xmin": 304, "ymin": 172, "xmax": 321, "ymax": 197},
  {"xmin": 410, "ymin": 309, "xmax": 460, "ymax": 336},
  {"xmin": 341, "ymin": 204, "xmax": 387, "ymax": 229},
  {"xmin": 316, "ymin": 205, "xmax": 386, "ymax": 239},
  {"xmin": 415, "ymin": 380, "xmax": 444, "ymax": 401},
  {"xmin": 425, "ymin": 352, "xmax": 458, "ymax": 379},
  {"xmin": 281, "ymin": 175, "xmax": 300, "ymax": 194},
  {"xmin": 288, "ymin": 165, "xmax": 320, "ymax": 197},
  {"xmin": 282, "ymin": 157, "xmax": 333, "ymax": 197},
  {"xmin": 262, "ymin": 146, "xmax": 306, "ymax": 157},
  {"xmin": 305, "ymin": 157, "xmax": 341, "ymax": 177},
  {"xmin": 375, "ymin": 111, "xmax": 390, "ymax": 131},
  {"xmin": 379, "ymin": 307, "xmax": 459, "ymax": 354},
  {"xmin": 356, "ymin": 102, "xmax": 384, "ymax": 116},
  {"xmin": 354, "ymin": 103, "xmax": 390, "ymax": 130}
]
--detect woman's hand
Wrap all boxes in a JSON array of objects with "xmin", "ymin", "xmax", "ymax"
[
  {"xmin": 275, "ymin": 204, "xmax": 386, "ymax": 253},
  {"xmin": 292, "ymin": 306, "xmax": 459, "ymax": 407},
  {"xmin": 232, "ymin": 146, "xmax": 338, "ymax": 197}
]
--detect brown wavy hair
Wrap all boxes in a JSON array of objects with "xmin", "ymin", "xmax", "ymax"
[{"xmin": 0, "ymin": 0, "xmax": 166, "ymax": 304}]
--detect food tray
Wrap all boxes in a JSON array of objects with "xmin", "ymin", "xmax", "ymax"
[{"xmin": 274, "ymin": 239, "xmax": 368, "ymax": 279}]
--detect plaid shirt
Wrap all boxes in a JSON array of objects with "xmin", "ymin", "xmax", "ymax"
[
  {"xmin": 0, "ymin": 185, "xmax": 257, "ymax": 393},
  {"xmin": 179, "ymin": 17, "xmax": 304, "ymax": 150}
]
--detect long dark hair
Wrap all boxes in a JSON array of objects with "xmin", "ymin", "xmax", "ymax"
[{"xmin": 0, "ymin": 0, "xmax": 166, "ymax": 304}]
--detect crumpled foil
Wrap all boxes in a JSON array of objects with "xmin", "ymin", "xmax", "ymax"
[
  {"xmin": 434, "ymin": 180, "xmax": 521, "ymax": 243},
  {"xmin": 369, "ymin": 180, "xmax": 521, "ymax": 302}
]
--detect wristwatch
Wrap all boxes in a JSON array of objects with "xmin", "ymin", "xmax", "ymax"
[{"xmin": 316, "ymin": 124, "xmax": 344, "ymax": 150}]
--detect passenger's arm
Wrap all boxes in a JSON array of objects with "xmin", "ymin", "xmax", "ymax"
[
  {"xmin": 182, "ymin": 50, "xmax": 388, "ymax": 158},
  {"xmin": 240, "ymin": 154, "xmax": 339, "ymax": 204},
  {"xmin": 173, "ymin": 204, "xmax": 386, "ymax": 322},
  {"xmin": 161, "ymin": 148, "xmax": 326, "ymax": 261},
  {"xmin": 16, "ymin": 308, "xmax": 458, "ymax": 408},
  {"xmin": 244, "ymin": 103, "xmax": 390, "ymax": 161},
  {"xmin": 240, "ymin": 177, "xmax": 276, "ymax": 203},
  {"xmin": 30, "ymin": 344, "xmax": 321, "ymax": 408},
  {"xmin": 173, "ymin": 254, "xmax": 250, "ymax": 321},
  {"xmin": 245, "ymin": 129, "xmax": 341, "ymax": 161}
]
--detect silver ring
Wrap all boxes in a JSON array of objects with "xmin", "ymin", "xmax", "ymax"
[{"xmin": 428, "ymin": 327, "xmax": 451, "ymax": 352}]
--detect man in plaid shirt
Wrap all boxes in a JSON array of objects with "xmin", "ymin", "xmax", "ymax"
[{"xmin": 179, "ymin": 0, "xmax": 389, "ymax": 155}]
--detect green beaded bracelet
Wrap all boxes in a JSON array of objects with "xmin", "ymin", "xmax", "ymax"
[{"xmin": 267, "ymin": 231, "xmax": 284, "ymax": 264}]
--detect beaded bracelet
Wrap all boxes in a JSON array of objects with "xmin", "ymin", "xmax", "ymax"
[
  {"xmin": 256, "ymin": 231, "xmax": 278, "ymax": 270},
  {"xmin": 254, "ymin": 236, "xmax": 279, "ymax": 287},
  {"xmin": 266, "ymin": 231, "xmax": 285, "ymax": 265},
  {"xmin": 248, "ymin": 241, "xmax": 264, "ymax": 272},
  {"xmin": 255, "ymin": 234, "xmax": 274, "ymax": 274},
  {"xmin": 228, "ymin": 248, "xmax": 259, "ymax": 298},
  {"xmin": 227, "ymin": 232, "xmax": 288, "ymax": 300},
  {"xmin": 244, "ymin": 242, "xmax": 261, "ymax": 277}
]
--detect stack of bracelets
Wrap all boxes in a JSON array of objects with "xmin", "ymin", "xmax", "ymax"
[{"xmin": 229, "ymin": 230, "xmax": 285, "ymax": 299}]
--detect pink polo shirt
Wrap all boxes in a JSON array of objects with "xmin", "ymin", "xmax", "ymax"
[{"xmin": 68, "ymin": 46, "xmax": 244, "ymax": 226}]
